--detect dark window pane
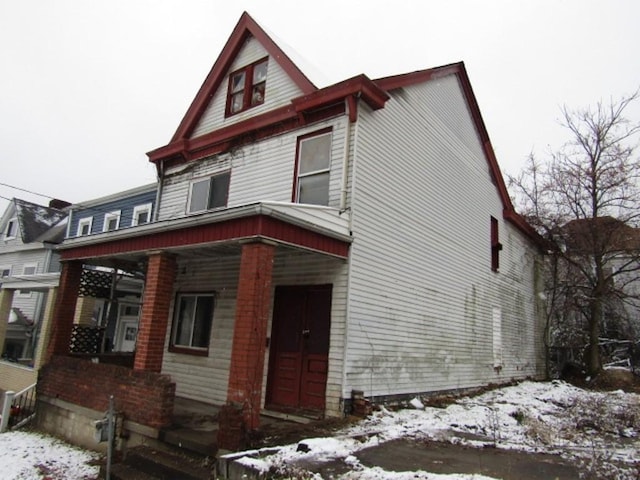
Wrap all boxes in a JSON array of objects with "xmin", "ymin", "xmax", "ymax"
[
  {"xmin": 208, "ymin": 172, "xmax": 230, "ymax": 209},
  {"xmin": 192, "ymin": 296, "xmax": 214, "ymax": 348},
  {"xmin": 175, "ymin": 297, "xmax": 196, "ymax": 346}
]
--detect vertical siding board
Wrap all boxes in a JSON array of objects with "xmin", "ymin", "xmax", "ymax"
[{"xmin": 346, "ymin": 74, "xmax": 544, "ymax": 398}]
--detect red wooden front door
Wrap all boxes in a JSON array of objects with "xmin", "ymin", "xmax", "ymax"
[{"xmin": 267, "ymin": 285, "xmax": 332, "ymax": 412}]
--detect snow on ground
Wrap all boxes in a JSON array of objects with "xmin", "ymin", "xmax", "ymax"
[
  {"xmin": 0, "ymin": 430, "xmax": 100, "ymax": 480},
  {"xmin": 235, "ymin": 380, "xmax": 640, "ymax": 479},
  {"xmin": 1, "ymin": 380, "xmax": 638, "ymax": 479}
]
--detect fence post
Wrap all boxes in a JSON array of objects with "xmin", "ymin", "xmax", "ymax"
[{"xmin": 0, "ymin": 391, "xmax": 15, "ymax": 433}]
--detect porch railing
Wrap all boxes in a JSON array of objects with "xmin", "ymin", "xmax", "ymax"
[{"xmin": 0, "ymin": 383, "xmax": 37, "ymax": 432}]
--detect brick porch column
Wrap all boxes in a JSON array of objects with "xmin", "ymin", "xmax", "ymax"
[
  {"xmin": 46, "ymin": 260, "xmax": 83, "ymax": 361},
  {"xmin": 134, "ymin": 251, "xmax": 176, "ymax": 372},
  {"xmin": 227, "ymin": 241, "xmax": 275, "ymax": 430},
  {"xmin": 0, "ymin": 288, "xmax": 15, "ymax": 355}
]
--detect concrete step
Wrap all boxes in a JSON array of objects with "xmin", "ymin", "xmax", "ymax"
[
  {"xmin": 106, "ymin": 446, "xmax": 213, "ymax": 480},
  {"xmin": 160, "ymin": 426, "xmax": 218, "ymax": 457}
]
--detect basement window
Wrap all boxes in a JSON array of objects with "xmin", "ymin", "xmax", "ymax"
[
  {"xmin": 170, "ymin": 293, "xmax": 214, "ymax": 354},
  {"xmin": 226, "ymin": 58, "xmax": 268, "ymax": 116}
]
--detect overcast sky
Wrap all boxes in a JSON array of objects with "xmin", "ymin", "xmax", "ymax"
[{"xmin": 1, "ymin": 0, "xmax": 639, "ymax": 214}]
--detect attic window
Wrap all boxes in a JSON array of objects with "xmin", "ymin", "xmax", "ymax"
[
  {"xmin": 103, "ymin": 211, "xmax": 121, "ymax": 232},
  {"xmin": 5, "ymin": 218, "xmax": 17, "ymax": 240},
  {"xmin": 77, "ymin": 217, "xmax": 93, "ymax": 237},
  {"xmin": 226, "ymin": 58, "xmax": 268, "ymax": 116}
]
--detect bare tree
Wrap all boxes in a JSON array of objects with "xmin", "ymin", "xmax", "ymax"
[{"xmin": 510, "ymin": 91, "xmax": 640, "ymax": 376}]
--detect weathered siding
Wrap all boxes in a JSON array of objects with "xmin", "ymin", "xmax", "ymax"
[
  {"xmin": 68, "ymin": 188, "xmax": 156, "ymax": 237},
  {"xmin": 161, "ymin": 249, "xmax": 348, "ymax": 416},
  {"xmin": 191, "ymin": 36, "xmax": 305, "ymax": 138},
  {"xmin": 345, "ymin": 74, "xmax": 544, "ymax": 399},
  {"xmin": 159, "ymin": 117, "xmax": 348, "ymax": 220}
]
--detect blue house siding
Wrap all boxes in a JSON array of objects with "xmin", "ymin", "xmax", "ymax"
[{"xmin": 67, "ymin": 186, "xmax": 157, "ymax": 238}]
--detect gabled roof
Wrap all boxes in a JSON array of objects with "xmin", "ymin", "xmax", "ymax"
[
  {"xmin": 10, "ymin": 198, "xmax": 68, "ymax": 244},
  {"xmin": 170, "ymin": 11, "xmax": 317, "ymax": 143}
]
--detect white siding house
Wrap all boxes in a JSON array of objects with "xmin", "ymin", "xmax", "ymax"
[{"xmin": 42, "ymin": 12, "xmax": 546, "ymax": 449}]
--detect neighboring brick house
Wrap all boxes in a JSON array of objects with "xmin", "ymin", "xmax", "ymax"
[{"xmin": 38, "ymin": 12, "xmax": 546, "ymax": 451}]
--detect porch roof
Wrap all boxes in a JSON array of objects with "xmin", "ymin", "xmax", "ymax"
[
  {"xmin": 0, "ymin": 272, "xmax": 60, "ymax": 291},
  {"xmin": 57, "ymin": 202, "xmax": 352, "ymax": 263}
]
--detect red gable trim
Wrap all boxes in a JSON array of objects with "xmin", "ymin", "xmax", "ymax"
[
  {"xmin": 171, "ymin": 12, "xmax": 317, "ymax": 143},
  {"xmin": 59, "ymin": 215, "xmax": 350, "ymax": 261},
  {"xmin": 377, "ymin": 62, "xmax": 544, "ymax": 248}
]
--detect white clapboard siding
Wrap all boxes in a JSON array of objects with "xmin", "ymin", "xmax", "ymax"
[
  {"xmin": 344, "ymin": 73, "xmax": 544, "ymax": 399},
  {"xmin": 162, "ymin": 248, "xmax": 349, "ymax": 413},
  {"xmin": 158, "ymin": 117, "xmax": 347, "ymax": 221},
  {"xmin": 191, "ymin": 36, "xmax": 305, "ymax": 139}
]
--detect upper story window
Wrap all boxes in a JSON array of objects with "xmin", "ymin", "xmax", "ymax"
[
  {"xmin": 103, "ymin": 211, "xmax": 121, "ymax": 232},
  {"xmin": 188, "ymin": 171, "xmax": 231, "ymax": 214},
  {"xmin": 4, "ymin": 218, "xmax": 17, "ymax": 240},
  {"xmin": 132, "ymin": 203, "xmax": 152, "ymax": 226},
  {"xmin": 226, "ymin": 58, "xmax": 268, "ymax": 116},
  {"xmin": 294, "ymin": 130, "xmax": 332, "ymax": 206},
  {"xmin": 22, "ymin": 263, "xmax": 37, "ymax": 275},
  {"xmin": 1, "ymin": 266, "xmax": 11, "ymax": 278},
  {"xmin": 77, "ymin": 217, "xmax": 93, "ymax": 237},
  {"xmin": 491, "ymin": 216, "xmax": 502, "ymax": 272}
]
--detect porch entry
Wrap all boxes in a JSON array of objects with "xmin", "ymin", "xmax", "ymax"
[{"xmin": 266, "ymin": 284, "xmax": 332, "ymax": 413}]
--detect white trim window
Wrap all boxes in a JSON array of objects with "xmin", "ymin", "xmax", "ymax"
[
  {"xmin": 4, "ymin": 217, "xmax": 17, "ymax": 240},
  {"xmin": 103, "ymin": 210, "xmax": 121, "ymax": 232},
  {"xmin": 22, "ymin": 263, "xmax": 37, "ymax": 275},
  {"xmin": 296, "ymin": 130, "xmax": 332, "ymax": 206},
  {"xmin": 187, "ymin": 171, "xmax": 231, "ymax": 214},
  {"xmin": 132, "ymin": 203, "xmax": 152, "ymax": 226},
  {"xmin": 77, "ymin": 217, "xmax": 93, "ymax": 237},
  {"xmin": 171, "ymin": 293, "xmax": 215, "ymax": 350},
  {"xmin": 0, "ymin": 265, "xmax": 11, "ymax": 278}
]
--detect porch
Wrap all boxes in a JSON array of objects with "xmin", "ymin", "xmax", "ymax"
[{"xmin": 39, "ymin": 202, "xmax": 351, "ymax": 451}]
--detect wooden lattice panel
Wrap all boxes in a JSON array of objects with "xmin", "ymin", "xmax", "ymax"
[
  {"xmin": 79, "ymin": 269, "xmax": 112, "ymax": 299},
  {"xmin": 69, "ymin": 325, "xmax": 105, "ymax": 353}
]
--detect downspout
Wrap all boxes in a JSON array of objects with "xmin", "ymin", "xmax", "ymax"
[
  {"xmin": 153, "ymin": 159, "xmax": 164, "ymax": 222},
  {"xmin": 65, "ymin": 209, "xmax": 73, "ymax": 238},
  {"xmin": 340, "ymin": 98, "xmax": 353, "ymax": 212}
]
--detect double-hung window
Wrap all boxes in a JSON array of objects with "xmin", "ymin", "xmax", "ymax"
[
  {"xmin": 132, "ymin": 203, "xmax": 152, "ymax": 226},
  {"xmin": 295, "ymin": 130, "xmax": 332, "ymax": 206},
  {"xmin": 226, "ymin": 58, "xmax": 268, "ymax": 116},
  {"xmin": 103, "ymin": 211, "xmax": 121, "ymax": 232},
  {"xmin": 4, "ymin": 218, "xmax": 17, "ymax": 240},
  {"xmin": 188, "ymin": 171, "xmax": 231, "ymax": 214},
  {"xmin": 77, "ymin": 217, "xmax": 93, "ymax": 237},
  {"xmin": 171, "ymin": 293, "xmax": 214, "ymax": 352}
]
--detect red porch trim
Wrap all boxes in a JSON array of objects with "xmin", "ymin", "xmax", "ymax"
[{"xmin": 59, "ymin": 214, "xmax": 350, "ymax": 261}]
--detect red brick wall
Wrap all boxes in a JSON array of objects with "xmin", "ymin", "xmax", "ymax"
[
  {"xmin": 227, "ymin": 242, "xmax": 275, "ymax": 430},
  {"xmin": 38, "ymin": 356, "xmax": 175, "ymax": 429},
  {"xmin": 134, "ymin": 252, "xmax": 176, "ymax": 372},
  {"xmin": 47, "ymin": 260, "xmax": 83, "ymax": 360}
]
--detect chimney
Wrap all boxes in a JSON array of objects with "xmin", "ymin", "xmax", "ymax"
[{"xmin": 49, "ymin": 199, "xmax": 71, "ymax": 210}]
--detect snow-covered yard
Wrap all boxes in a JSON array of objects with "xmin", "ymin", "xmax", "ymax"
[{"xmin": 1, "ymin": 378, "xmax": 638, "ymax": 479}]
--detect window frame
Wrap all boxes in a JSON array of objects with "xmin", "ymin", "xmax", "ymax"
[
  {"xmin": 490, "ymin": 216, "xmax": 503, "ymax": 272},
  {"xmin": 225, "ymin": 57, "xmax": 269, "ymax": 117},
  {"xmin": 293, "ymin": 128, "xmax": 333, "ymax": 206},
  {"xmin": 0, "ymin": 265, "xmax": 12, "ymax": 278},
  {"xmin": 4, "ymin": 217, "xmax": 17, "ymax": 240},
  {"xmin": 187, "ymin": 171, "xmax": 231, "ymax": 214},
  {"xmin": 22, "ymin": 263, "xmax": 38, "ymax": 275},
  {"xmin": 169, "ymin": 292, "xmax": 215, "ymax": 356},
  {"xmin": 77, "ymin": 217, "xmax": 93, "ymax": 237},
  {"xmin": 132, "ymin": 203, "xmax": 153, "ymax": 226},
  {"xmin": 103, "ymin": 210, "xmax": 122, "ymax": 232}
]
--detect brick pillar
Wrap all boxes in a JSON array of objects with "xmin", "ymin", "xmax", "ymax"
[
  {"xmin": 227, "ymin": 241, "xmax": 275, "ymax": 430},
  {"xmin": 0, "ymin": 288, "xmax": 15, "ymax": 355},
  {"xmin": 46, "ymin": 260, "xmax": 83, "ymax": 361},
  {"xmin": 134, "ymin": 251, "xmax": 176, "ymax": 372}
]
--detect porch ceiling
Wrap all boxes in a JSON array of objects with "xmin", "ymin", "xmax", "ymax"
[{"xmin": 58, "ymin": 202, "xmax": 351, "ymax": 269}]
